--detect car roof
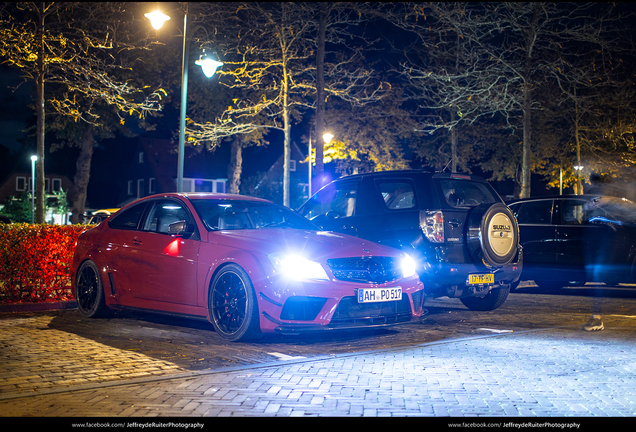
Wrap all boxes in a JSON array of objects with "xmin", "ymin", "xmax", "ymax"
[
  {"xmin": 507, "ymin": 194, "xmax": 619, "ymax": 204},
  {"xmin": 330, "ymin": 169, "xmax": 488, "ymax": 183}
]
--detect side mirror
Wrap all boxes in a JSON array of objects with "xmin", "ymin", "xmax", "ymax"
[{"xmin": 168, "ymin": 220, "xmax": 194, "ymax": 237}]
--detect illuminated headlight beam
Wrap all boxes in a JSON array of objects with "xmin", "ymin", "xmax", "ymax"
[
  {"xmin": 268, "ymin": 254, "xmax": 329, "ymax": 281},
  {"xmin": 401, "ymin": 255, "xmax": 417, "ymax": 278}
]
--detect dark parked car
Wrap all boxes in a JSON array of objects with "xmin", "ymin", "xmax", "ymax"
[
  {"xmin": 297, "ymin": 170, "xmax": 522, "ymax": 311},
  {"xmin": 508, "ymin": 194, "xmax": 636, "ymax": 289},
  {"xmin": 71, "ymin": 193, "xmax": 425, "ymax": 341}
]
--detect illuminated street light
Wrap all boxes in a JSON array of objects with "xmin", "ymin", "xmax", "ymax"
[
  {"xmin": 144, "ymin": 10, "xmax": 170, "ymax": 30},
  {"xmin": 196, "ymin": 51, "xmax": 224, "ymax": 78},
  {"xmin": 308, "ymin": 132, "xmax": 335, "ymax": 198},
  {"xmin": 145, "ymin": 5, "xmax": 222, "ymax": 192},
  {"xmin": 574, "ymin": 165, "xmax": 584, "ymax": 195},
  {"xmin": 30, "ymin": 155, "xmax": 37, "ymax": 224}
]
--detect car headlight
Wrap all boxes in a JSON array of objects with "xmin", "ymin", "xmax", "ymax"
[
  {"xmin": 401, "ymin": 255, "xmax": 417, "ymax": 278},
  {"xmin": 268, "ymin": 254, "xmax": 329, "ymax": 281}
]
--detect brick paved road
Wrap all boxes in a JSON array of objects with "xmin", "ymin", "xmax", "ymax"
[
  {"xmin": 2, "ymin": 325, "xmax": 636, "ymax": 418},
  {"xmin": 1, "ymin": 285, "xmax": 636, "ymax": 419}
]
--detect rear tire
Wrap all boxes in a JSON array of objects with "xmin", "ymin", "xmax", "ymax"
[
  {"xmin": 460, "ymin": 285, "xmax": 510, "ymax": 311},
  {"xmin": 75, "ymin": 260, "xmax": 111, "ymax": 318}
]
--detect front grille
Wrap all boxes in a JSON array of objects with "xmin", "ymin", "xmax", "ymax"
[
  {"xmin": 327, "ymin": 256, "xmax": 402, "ymax": 284},
  {"xmin": 330, "ymin": 295, "xmax": 412, "ymax": 325}
]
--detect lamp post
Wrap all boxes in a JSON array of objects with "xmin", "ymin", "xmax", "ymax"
[
  {"xmin": 574, "ymin": 165, "xmax": 584, "ymax": 195},
  {"xmin": 30, "ymin": 155, "xmax": 37, "ymax": 224},
  {"xmin": 308, "ymin": 132, "xmax": 334, "ymax": 198},
  {"xmin": 145, "ymin": 5, "xmax": 223, "ymax": 193}
]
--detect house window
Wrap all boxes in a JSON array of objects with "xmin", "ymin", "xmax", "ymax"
[
  {"xmin": 290, "ymin": 160, "xmax": 296, "ymax": 172},
  {"xmin": 127, "ymin": 180, "xmax": 133, "ymax": 196},
  {"xmin": 214, "ymin": 180, "xmax": 226, "ymax": 193},
  {"xmin": 16, "ymin": 177, "xmax": 26, "ymax": 192},
  {"xmin": 195, "ymin": 180, "xmax": 213, "ymax": 192},
  {"xmin": 137, "ymin": 179, "xmax": 144, "ymax": 198},
  {"xmin": 52, "ymin": 178, "xmax": 62, "ymax": 193},
  {"xmin": 44, "ymin": 178, "xmax": 50, "ymax": 193},
  {"xmin": 182, "ymin": 179, "xmax": 193, "ymax": 192},
  {"xmin": 138, "ymin": 152, "xmax": 144, "ymax": 163},
  {"xmin": 149, "ymin": 178, "xmax": 156, "ymax": 194}
]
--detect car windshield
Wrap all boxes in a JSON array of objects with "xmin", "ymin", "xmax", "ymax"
[
  {"xmin": 190, "ymin": 199, "xmax": 320, "ymax": 231},
  {"xmin": 586, "ymin": 196, "xmax": 636, "ymax": 225}
]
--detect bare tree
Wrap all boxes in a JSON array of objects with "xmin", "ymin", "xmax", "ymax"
[
  {"xmin": 391, "ymin": 2, "xmax": 622, "ymax": 198},
  {"xmin": 0, "ymin": 2, "xmax": 164, "ymax": 222},
  {"xmin": 188, "ymin": 2, "xmax": 387, "ymax": 205}
]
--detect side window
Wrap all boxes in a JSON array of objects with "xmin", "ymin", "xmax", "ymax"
[
  {"xmin": 143, "ymin": 199, "xmax": 191, "ymax": 234},
  {"xmin": 512, "ymin": 200, "xmax": 553, "ymax": 225},
  {"xmin": 560, "ymin": 200, "xmax": 588, "ymax": 225},
  {"xmin": 301, "ymin": 182, "xmax": 358, "ymax": 220},
  {"xmin": 108, "ymin": 202, "xmax": 147, "ymax": 230},
  {"xmin": 377, "ymin": 180, "xmax": 417, "ymax": 210}
]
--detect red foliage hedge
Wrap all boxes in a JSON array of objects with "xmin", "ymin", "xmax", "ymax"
[{"xmin": 0, "ymin": 223, "xmax": 89, "ymax": 304}]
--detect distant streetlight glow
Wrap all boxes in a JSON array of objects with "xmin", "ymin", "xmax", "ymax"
[
  {"xmin": 30, "ymin": 155, "xmax": 37, "ymax": 224},
  {"xmin": 144, "ymin": 10, "xmax": 170, "ymax": 30},
  {"xmin": 323, "ymin": 133, "xmax": 334, "ymax": 144}
]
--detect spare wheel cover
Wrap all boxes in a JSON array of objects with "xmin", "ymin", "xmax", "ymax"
[{"xmin": 467, "ymin": 203, "xmax": 518, "ymax": 267}]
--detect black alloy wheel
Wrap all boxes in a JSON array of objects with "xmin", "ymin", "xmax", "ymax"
[
  {"xmin": 209, "ymin": 264, "xmax": 261, "ymax": 342},
  {"xmin": 75, "ymin": 260, "xmax": 110, "ymax": 318}
]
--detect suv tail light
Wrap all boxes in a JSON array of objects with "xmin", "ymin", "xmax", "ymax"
[{"xmin": 421, "ymin": 210, "xmax": 444, "ymax": 243}]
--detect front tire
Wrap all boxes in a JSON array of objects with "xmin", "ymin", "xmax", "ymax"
[
  {"xmin": 75, "ymin": 260, "xmax": 111, "ymax": 318},
  {"xmin": 208, "ymin": 264, "xmax": 261, "ymax": 342},
  {"xmin": 460, "ymin": 285, "xmax": 510, "ymax": 311}
]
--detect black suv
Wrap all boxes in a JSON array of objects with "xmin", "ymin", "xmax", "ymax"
[{"xmin": 297, "ymin": 170, "xmax": 522, "ymax": 311}]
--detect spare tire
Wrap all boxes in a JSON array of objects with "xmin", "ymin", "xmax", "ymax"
[{"xmin": 467, "ymin": 203, "xmax": 519, "ymax": 268}]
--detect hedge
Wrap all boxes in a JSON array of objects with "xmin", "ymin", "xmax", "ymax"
[{"xmin": 0, "ymin": 223, "xmax": 90, "ymax": 304}]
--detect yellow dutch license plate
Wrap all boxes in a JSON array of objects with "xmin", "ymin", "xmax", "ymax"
[{"xmin": 467, "ymin": 274, "xmax": 494, "ymax": 285}]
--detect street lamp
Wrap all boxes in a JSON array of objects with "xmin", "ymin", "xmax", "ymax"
[
  {"xmin": 308, "ymin": 132, "xmax": 334, "ymax": 198},
  {"xmin": 30, "ymin": 155, "xmax": 37, "ymax": 224},
  {"xmin": 145, "ymin": 5, "xmax": 223, "ymax": 192},
  {"xmin": 574, "ymin": 165, "xmax": 584, "ymax": 195}
]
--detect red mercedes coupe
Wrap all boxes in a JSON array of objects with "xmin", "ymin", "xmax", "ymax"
[{"xmin": 71, "ymin": 193, "xmax": 425, "ymax": 341}]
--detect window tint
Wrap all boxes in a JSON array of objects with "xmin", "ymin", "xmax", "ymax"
[
  {"xmin": 191, "ymin": 199, "xmax": 318, "ymax": 231},
  {"xmin": 377, "ymin": 181, "xmax": 416, "ymax": 210},
  {"xmin": 512, "ymin": 200, "xmax": 553, "ymax": 225},
  {"xmin": 108, "ymin": 202, "xmax": 147, "ymax": 230},
  {"xmin": 143, "ymin": 199, "xmax": 191, "ymax": 234},
  {"xmin": 560, "ymin": 200, "xmax": 588, "ymax": 225},
  {"xmin": 438, "ymin": 179, "xmax": 498, "ymax": 207},
  {"xmin": 300, "ymin": 182, "xmax": 358, "ymax": 220}
]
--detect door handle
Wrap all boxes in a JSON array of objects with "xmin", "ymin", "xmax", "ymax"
[{"xmin": 132, "ymin": 238, "xmax": 142, "ymax": 245}]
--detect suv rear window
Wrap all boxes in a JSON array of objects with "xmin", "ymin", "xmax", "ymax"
[{"xmin": 438, "ymin": 179, "xmax": 498, "ymax": 208}]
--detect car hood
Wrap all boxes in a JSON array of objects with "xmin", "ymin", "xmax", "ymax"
[{"xmin": 206, "ymin": 228, "xmax": 403, "ymax": 261}]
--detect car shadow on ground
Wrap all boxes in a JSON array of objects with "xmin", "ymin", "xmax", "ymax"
[{"xmin": 513, "ymin": 282, "xmax": 636, "ymax": 299}]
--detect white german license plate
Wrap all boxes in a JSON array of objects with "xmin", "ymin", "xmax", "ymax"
[
  {"xmin": 357, "ymin": 287, "xmax": 402, "ymax": 303},
  {"xmin": 467, "ymin": 274, "xmax": 494, "ymax": 285}
]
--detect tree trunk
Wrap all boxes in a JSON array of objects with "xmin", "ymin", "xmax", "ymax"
[
  {"xmin": 282, "ymin": 62, "xmax": 291, "ymax": 207},
  {"xmin": 35, "ymin": 4, "xmax": 46, "ymax": 224},
  {"xmin": 313, "ymin": 2, "xmax": 329, "ymax": 191},
  {"xmin": 521, "ymin": 79, "xmax": 532, "ymax": 199},
  {"xmin": 228, "ymin": 136, "xmax": 243, "ymax": 194},
  {"xmin": 71, "ymin": 124, "xmax": 95, "ymax": 224}
]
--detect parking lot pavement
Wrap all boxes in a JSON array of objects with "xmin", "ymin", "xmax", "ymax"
[
  {"xmin": 1, "ymin": 285, "xmax": 636, "ymax": 419},
  {"xmin": 1, "ymin": 318, "xmax": 636, "ymax": 418}
]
